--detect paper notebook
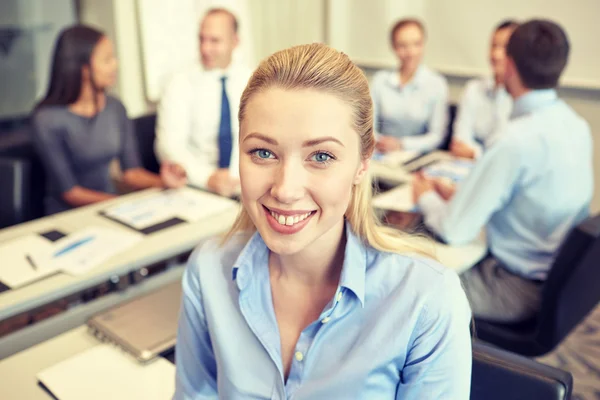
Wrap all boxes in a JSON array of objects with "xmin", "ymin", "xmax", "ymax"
[
  {"xmin": 30, "ymin": 226, "xmax": 143, "ymax": 276},
  {"xmin": 102, "ymin": 187, "xmax": 238, "ymax": 231},
  {"xmin": 0, "ymin": 234, "xmax": 60, "ymax": 288},
  {"xmin": 37, "ymin": 344, "xmax": 175, "ymax": 400}
]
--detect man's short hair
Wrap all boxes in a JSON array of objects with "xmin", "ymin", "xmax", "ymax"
[
  {"xmin": 389, "ymin": 18, "xmax": 426, "ymax": 47},
  {"xmin": 204, "ymin": 8, "xmax": 239, "ymax": 33},
  {"xmin": 506, "ymin": 19, "xmax": 570, "ymax": 89},
  {"xmin": 495, "ymin": 19, "xmax": 519, "ymax": 32}
]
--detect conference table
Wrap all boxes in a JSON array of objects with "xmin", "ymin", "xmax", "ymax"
[
  {"xmin": 0, "ymin": 150, "xmax": 489, "ymax": 397},
  {"xmin": 0, "ymin": 187, "xmax": 240, "ymax": 358}
]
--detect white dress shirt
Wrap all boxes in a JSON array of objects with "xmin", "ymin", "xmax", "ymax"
[
  {"xmin": 452, "ymin": 77, "xmax": 513, "ymax": 158},
  {"xmin": 371, "ymin": 65, "xmax": 449, "ymax": 152},
  {"xmin": 155, "ymin": 63, "xmax": 252, "ymax": 188}
]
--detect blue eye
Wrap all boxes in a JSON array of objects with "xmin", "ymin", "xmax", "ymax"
[
  {"xmin": 255, "ymin": 149, "xmax": 273, "ymax": 159},
  {"xmin": 312, "ymin": 152, "xmax": 332, "ymax": 163}
]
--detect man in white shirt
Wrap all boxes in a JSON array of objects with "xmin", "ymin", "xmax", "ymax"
[{"xmin": 155, "ymin": 8, "xmax": 252, "ymax": 196}]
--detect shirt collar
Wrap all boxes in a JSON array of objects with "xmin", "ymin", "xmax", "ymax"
[
  {"xmin": 231, "ymin": 222, "xmax": 367, "ymax": 306},
  {"xmin": 511, "ymin": 89, "xmax": 558, "ymax": 119},
  {"xmin": 201, "ymin": 63, "xmax": 234, "ymax": 80},
  {"xmin": 386, "ymin": 64, "xmax": 425, "ymax": 90}
]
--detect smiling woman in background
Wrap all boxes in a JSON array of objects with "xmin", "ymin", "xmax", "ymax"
[
  {"xmin": 371, "ymin": 18, "xmax": 449, "ymax": 154},
  {"xmin": 32, "ymin": 25, "xmax": 186, "ymax": 215},
  {"xmin": 174, "ymin": 43, "xmax": 471, "ymax": 399}
]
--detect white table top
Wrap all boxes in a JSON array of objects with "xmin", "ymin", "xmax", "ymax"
[
  {"xmin": 0, "ymin": 188, "xmax": 239, "ymax": 321},
  {"xmin": 0, "ymin": 326, "xmax": 101, "ymax": 399}
]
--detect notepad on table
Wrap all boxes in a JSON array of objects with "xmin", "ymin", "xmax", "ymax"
[
  {"xmin": 103, "ymin": 187, "xmax": 238, "ymax": 230},
  {"xmin": 0, "ymin": 234, "xmax": 60, "ymax": 288},
  {"xmin": 37, "ymin": 344, "xmax": 175, "ymax": 400},
  {"xmin": 31, "ymin": 226, "xmax": 143, "ymax": 276}
]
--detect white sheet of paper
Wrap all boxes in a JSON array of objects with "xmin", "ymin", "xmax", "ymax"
[
  {"xmin": 33, "ymin": 226, "xmax": 143, "ymax": 276},
  {"xmin": 103, "ymin": 188, "xmax": 237, "ymax": 229},
  {"xmin": 103, "ymin": 193, "xmax": 181, "ymax": 230},
  {"xmin": 372, "ymin": 183, "xmax": 416, "ymax": 212},
  {"xmin": 0, "ymin": 235, "xmax": 60, "ymax": 288},
  {"xmin": 173, "ymin": 188, "xmax": 238, "ymax": 222},
  {"xmin": 37, "ymin": 344, "xmax": 175, "ymax": 400},
  {"xmin": 423, "ymin": 159, "xmax": 474, "ymax": 183}
]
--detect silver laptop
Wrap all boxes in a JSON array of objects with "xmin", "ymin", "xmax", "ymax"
[{"xmin": 87, "ymin": 281, "xmax": 182, "ymax": 363}]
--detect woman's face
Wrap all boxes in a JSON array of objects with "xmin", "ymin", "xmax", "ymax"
[
  {"xmin": 393, "ymin": 23, "xmax": 425, "ymax": 73},
  {"xmin": 88, "ymin": 36, "xmax": 118, "ymax": 89},
  {"xmin": 239, "ymin": 88, "xmax": 368, "ymax": 256}
]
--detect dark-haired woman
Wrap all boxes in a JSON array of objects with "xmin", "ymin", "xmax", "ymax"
[{"xmin": 32, "ymin": 25, "xmax": 187, "ymax": 215}]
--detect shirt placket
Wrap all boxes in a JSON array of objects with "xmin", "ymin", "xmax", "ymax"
[{"xmin": 285, "ymin": 288, "xmax": 346, "ymax": 399}]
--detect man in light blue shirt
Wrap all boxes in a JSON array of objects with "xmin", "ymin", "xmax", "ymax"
[
  {"xmin": 413, "ymin": 19, "xmax": 594, "ymax": 323},
  {"xmin": 371, "ymin": 19, "xmax": 449, "ymax": 153},
  {"xmin": 174, "ymin": 223, "xmax": 471, "ymax": 399},
  {"xmin": 451, "ymin": 21, "xmax": 518, "ymax": 159}
]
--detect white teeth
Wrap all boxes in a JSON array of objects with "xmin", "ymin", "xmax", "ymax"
[{"xmin": 269, "ymin": 210, "xmax": 313, "ymax": 226}]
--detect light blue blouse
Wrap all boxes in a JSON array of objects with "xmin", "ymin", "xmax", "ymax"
[
  {"xmin": 174, "ymin": 223, "xmax": 472, "ymax": 399},
  {"xmin": 371, "ymin": 65, "xmax": 449, "ymax": 152}
]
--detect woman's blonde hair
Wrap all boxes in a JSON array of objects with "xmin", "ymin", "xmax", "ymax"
[{"xmin": 224, "ymin": 43, "xmax": 433, "ymax": 257}]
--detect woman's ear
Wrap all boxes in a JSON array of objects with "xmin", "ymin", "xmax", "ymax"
[{"xmin": 353, "ymin": 159, "xmax": 370, "ymax": 185}]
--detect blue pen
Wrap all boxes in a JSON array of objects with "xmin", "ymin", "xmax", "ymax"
[{"xmin": 53, "ymin": 236, "xmax": 95, "ymax": 258}]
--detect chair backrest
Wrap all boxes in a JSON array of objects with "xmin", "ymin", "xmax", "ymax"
[
  {"xmin": 0, "ymin": 126, "xmax": 46, "ymax": 220},
  {"xmin": 0, "ymin": 157, "xmax": 32, "ymax": 228},
  {"xmin": 133, "ymin": 114, "xmax": 160, "ymax": 174},
  {"xmin": 471, "ymin": 340, "xmax": 572, "ymax": 400},
  {"xmin": 537, "ymin": 214, "xmax": 600, "ymax": 351},
  {"xmin": 440, "ymin": 103, "xmax": 458, "ymax": 151}
]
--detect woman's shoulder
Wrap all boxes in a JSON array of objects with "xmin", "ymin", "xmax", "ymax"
[
  {"xmin": 367, "ymin": 249, "xmax": 467, "ymax": 308},
  {"xmin": 31, "ymin": 105, "xmax": 72, "ymax": 133},
  {"xmin": 104, "ymin": 95, "xmax": 128, "ymax": 115},
  {"xmin": 420, "ymin": 65, "xmax": 448, "ymax": 89},
  {"xmin": 371, "ymin": 69, "xmax": 394, "ymax": 85},
  {"xmin": 32, "ymin": 104, "xmax": 67, "ymax": 122},
  {"xmin": 186, "ymin": 232, "xmax": 252, "ymax": 281}
]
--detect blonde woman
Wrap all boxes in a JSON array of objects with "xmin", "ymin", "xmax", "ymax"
[{"xmin": 174, "ymin": 43, "xmax": 471, "ymax": 399}]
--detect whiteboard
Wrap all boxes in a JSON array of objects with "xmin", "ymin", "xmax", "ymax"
[
  {"xmin": 136, "ymin": 0, "xmax": 254, "ymax": 102},
  {"xmin": 327, "ymin": 0, "xmax": 600, "ymax": 90}
]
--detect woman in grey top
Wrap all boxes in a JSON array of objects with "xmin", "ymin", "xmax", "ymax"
[{"xmin": 32, "ymin": 25, "xmax": 187, "ymax": 215}]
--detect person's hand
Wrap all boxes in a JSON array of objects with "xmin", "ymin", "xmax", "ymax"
[
  {"xmin": 207, "ymin": 169, "xmax": 239, "ymax": 197},
  {"xmin": 432, "ymin": 178, "xmax": 456, "ymax": 201},
  {"xmin": 450, "ymin": 139, "xmax": 476, "ymax": 159},
  {"xmin": 160, "ymin": 162, "xmax": 188, "ymax": 188},
  {"xmin": 375, "ymin": 136, "xmax": 402, "ymax": 153},
  {"xmin": 412, "ymin": 172, "xmax": 435, "ymax": 203}
]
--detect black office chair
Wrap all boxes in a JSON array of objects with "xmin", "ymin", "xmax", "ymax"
[
  {"xmin": 440, "ymin": 103, "xmax": 458, "ymax": 151},
  {"xmin": 0, "ymin": 157, "xmax": 33, "ymax": 228},
  {"xmin": 475, "ymin": 214, "xmax": 600, "ymax": 356},
  {"xmin": 471, "ymin": 340, "xmax": 573, "ymax": 400},
  {"xmin": 0, "ymin": 126, "xmax": 46, "ymax": 220},
  {"xmin": 133, "ymin": 114, "xmax": 160, "ymax": 174}
]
